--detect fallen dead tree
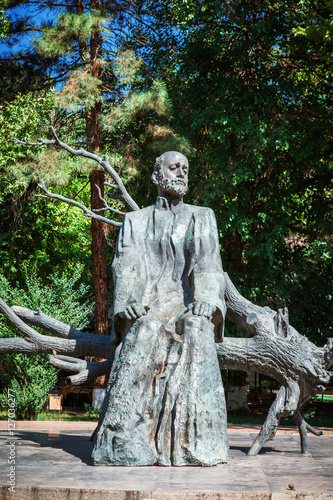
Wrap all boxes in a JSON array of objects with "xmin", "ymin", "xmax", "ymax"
[{"xmin": 219, "ymin": 275, "xmax": 332, "ymax": 454}]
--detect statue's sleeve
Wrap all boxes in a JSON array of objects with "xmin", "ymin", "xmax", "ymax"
[
  {"xmin": 112, "ymin": 214, "xmax": 146, "ymax": 328},
  {"xmin": 192, "ymin": 208, "xmax": 226, "ymax": 342}
]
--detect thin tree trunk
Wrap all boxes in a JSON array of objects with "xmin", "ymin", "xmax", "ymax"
[
  {"xmin": 88, "ymin": 8, "xmax": 109, "ymax": 388},
  {"xmin": 90, "ymin": 167, "xmax": 108, "ymax": 389},
  {"xmin": 90, "ymin": 169, "xmax": 108, "ymax": 338}
]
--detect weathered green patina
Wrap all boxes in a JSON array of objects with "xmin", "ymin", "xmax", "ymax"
[{"xmin": 92, "ymin": 152, "xmax": 228, "ymax": 466}]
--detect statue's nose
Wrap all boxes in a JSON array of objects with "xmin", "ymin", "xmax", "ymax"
[{"xmin": 177, "ymin": 166, "xmax": 184, "ymax": 177}]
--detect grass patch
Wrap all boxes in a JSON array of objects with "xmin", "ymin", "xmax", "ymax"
[
  {"xmin": 227, "ymin": 413, "xmax": 333, "ymax": 428},
  {"xmin": 37, "ymin": 410, "xmax": 99, "ymax": 422},
  {"xmin": 0, "ymin": 409, "xmax": 99, "ymax": 422},
  {"xmin": 1, "ymin": 396, "xmax": 332, "ymax": 427}
]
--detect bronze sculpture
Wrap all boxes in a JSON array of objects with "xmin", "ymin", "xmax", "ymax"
[{"xmin": 91, "ymin": 151, "xmax": 229, "ymax": 466}]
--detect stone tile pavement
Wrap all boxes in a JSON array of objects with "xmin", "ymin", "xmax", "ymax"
[{"xmin": 0, "ymin": 423, "xmax": 332, "ymax": 499}]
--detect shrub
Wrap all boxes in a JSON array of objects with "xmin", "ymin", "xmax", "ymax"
[
  {"xmin": 0, "ymin": 357, "xmax": 58, "ymax": 420},
  {"xmin": 0, "ymin": 264, "xmax": 92, "ymax": 419}
]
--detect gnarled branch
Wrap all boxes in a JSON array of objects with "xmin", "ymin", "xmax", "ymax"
[
  {"xmin": 93, "ymin": 183, "xmax": 125, "ymax": 216},
  {"xmin": 216, "ymin": 273, "xmax": 333, "ymax": 455},
  {"xmin": 15, "ymin": 126, "xmax": 140, "ymax": 214},
  {"xmin": 0, "ymin": 300, "xmax": 115, "ymax": 359},
  {"xmin": 49, "ymin": 355, "xmax": 112, "ymax": 386}
]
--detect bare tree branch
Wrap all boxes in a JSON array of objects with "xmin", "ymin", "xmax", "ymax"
[
  {"xmin": 217, "ymin": 273, "xmax": 333, "ymax": 455},
  {"xmin": 13, "ymin": 306, "xmax": 85, "ymax": 338},
  {"xmin": 15, "ymin": 126, "xmax": 140, "ymax": 215},
  {"xmin": 0, "ymin": 337, "xmax": 40, "ymax": 354},
  {"xmin": 0, "ymin": 300, "xmax": 115, "ymax": 358},
  {"xmin": 104, "ymin": 182, "xmax": 119, "ymax": 190},
  {"xmin": 15, "ymin": 138, "xmax": 55, "ymax": 147},
  {"xmin": 48, "ymin": 126, "xmax": 140, "ymax": 211},
  {"xmin": 0, "ymin": 297, "xmax": 75, "ymax": 354},
  {"xmin": 49, "ymin": 355, "xmax": 112, "ymax": 386},
  {"xmin": 11, "ymin": 306, "xmax": 114, "ymax": 358},
  {"xmin": 93, "ymin": 183, "xmax": 125, "ymax": 216},
  {"xmin": 37, "ymin": 179, "xmax": 122, "ymax": 227}
]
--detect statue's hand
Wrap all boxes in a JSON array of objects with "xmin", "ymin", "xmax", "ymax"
[
  {"xmin": 119, "ymin": 304, "xmax": 149, "ymax": 320},
  {"xmin": 192, "ymin": 301, "xmax": 216, "ymax": 318}
]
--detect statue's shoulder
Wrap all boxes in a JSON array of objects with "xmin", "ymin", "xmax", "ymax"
[
  {"xmin": 183, "ymin": 203, "xmax": 215, "ymax": 218},
  {"xmin": 124, "ymin": 205, "xmax": 154, "ymax": 221},
  {"xmin": 183, "ymin": 205, "xmax": 217, "ymax": 236}
]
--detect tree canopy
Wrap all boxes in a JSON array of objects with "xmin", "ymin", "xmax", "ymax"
[{"xmin": 130, "ymin": 0, "xmax": 333, "ymax": 344}]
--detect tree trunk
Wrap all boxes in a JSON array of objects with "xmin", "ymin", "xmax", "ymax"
[
  {"xmin": 90, "ymin": 169, "xmax": 108, "ymax": 389},
  {"xmin": 90, "ymin": 169, "xmax": 108, "ymax": 337},
  {"xmin": 88, "ymin": 12, "xmax": 109, "ymax": 388}
]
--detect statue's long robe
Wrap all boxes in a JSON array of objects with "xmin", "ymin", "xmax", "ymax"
[{"xmin": 92, "ymin": 199, "xmax": 229, "ymax": 466}]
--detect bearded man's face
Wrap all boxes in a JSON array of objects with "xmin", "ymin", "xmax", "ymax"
[
  {"xmin": 158, "ymin": 175, "xmax": 188, "ymax": 197},
  {"xmin": 157, "ymin": 153, "xmax": 189, "ymax": 198}
]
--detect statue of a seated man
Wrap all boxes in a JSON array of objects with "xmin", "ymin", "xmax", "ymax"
[{"xmin": 92, "ymin": 151, "xmax": 228, "ymax": 466}]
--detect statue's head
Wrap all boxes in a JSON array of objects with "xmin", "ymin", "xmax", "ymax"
[{"xmin": 151, "ymin": 151, "xmax": 189, "ymax": 198}]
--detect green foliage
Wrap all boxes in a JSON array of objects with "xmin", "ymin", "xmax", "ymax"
[
  {"xmin": 114, "ymin": 49, "xmax": 143, "ymax": 87},
  {"xmin": 107, "ymin": 80, "xmax": 172, "ymax": 126},
  {"xmin": 0, "ymin": 90, "xmax": 96, "ymax": 284},
  {"xmin": 303, "ymin": 406, "xmax": 317, "ymax": 420},
  {"xmin": 0, "ymin": 358, "xmax": 58, "ymax": 420},
  {"xmin": 0, "ymin": 92, "xmax": 54, "ymax": 192},
  {"xmin": 0, "ymin": 174, "xmax": 93, "ymax": 283},
  {"xmin": 35, "ymin": 11, "xmax": 106, "ymax": 57},
  {"xmin": 0, "ymin": 0, "xmax": 9, "ymax": 39},
  {"xmin": 0, "ymin": 264, "xmax": 92, "ymax": 419},
  {"xmin": 84, "ymin": 403, "xmax": 100, "ymax": 417},
  {"xmin": 57, "ymin": 70, "xmax": 103, "ymax": 110},
  {"xmin": 291, "ymin": 1, "xmax": 333, "ymax": 65},
  {"xmin": 1, "ymin": 3, "xmax": 114, "ymax": 121},
  {"xmin": 136, "ymin": 0, "xmax": 333, "ymax": 345},
  {"xmin": 0, "ymin": 91, "xmax": 98, "ymax": 188},
  {"xmin": 0, "ymin": 263, "xmax": 91, "ymax": 339}
]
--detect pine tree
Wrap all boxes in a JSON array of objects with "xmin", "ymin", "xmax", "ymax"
[
  {"xmin": 1, "ymin": 0, "xmax": 191, "ymax": 368},
  {"xmin": 1, "ymin": 0, "xmax": 141, "ymax": 338}
]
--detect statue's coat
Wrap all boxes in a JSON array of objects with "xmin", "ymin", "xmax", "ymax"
[{"xmin": 92, "ymin": 199, "xmax": 228, "ymax": 466}]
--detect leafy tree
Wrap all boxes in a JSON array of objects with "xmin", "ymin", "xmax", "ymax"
[
  {"xmin": 0, "ymin": 264, "xmax": 92, "ymax": 419},
  {"xmin": 1, "ymin": 0, "xmax": 133, "ymax": 335},
  {"xmin": 0, "ymin": 92, "xmax": 92, "ymax": 283},
  {"xmin": 0, "ymin": 358, "xmax": 58, "ymax": 420},
  {"xmin": 1, "ymin": 0, "xmax": 185, "ymax": 337},
  {"xmin": 133, "ymin": 0, "xmax": 333, "ymax": 344},
  {"xmin": 0, "ymin": 0, "xmax": 9, "ymax": 39}
]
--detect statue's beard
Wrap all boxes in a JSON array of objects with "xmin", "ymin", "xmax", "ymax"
[{"xmin": 158, "ymin": 177, "xmax": 188, "ymax": 198}]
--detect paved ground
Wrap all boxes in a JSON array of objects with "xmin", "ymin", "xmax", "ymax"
[{"xmin": 0, "ymin": 423, "xmax": 332, "ymax": 499}]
